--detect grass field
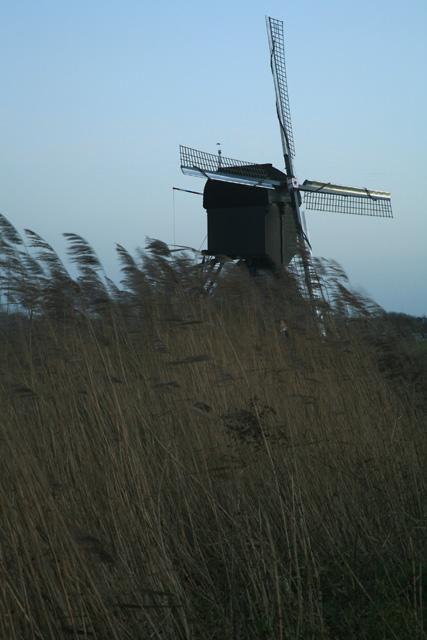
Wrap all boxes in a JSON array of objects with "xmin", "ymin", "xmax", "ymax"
[{"xmin": 0, "ymin": 216, "xmax": 426, "ymax": 638}]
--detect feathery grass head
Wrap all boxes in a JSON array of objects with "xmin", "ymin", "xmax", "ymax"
[{"xmin": 0, "ymin": 217, "xmax": 425, "ymax": 639}]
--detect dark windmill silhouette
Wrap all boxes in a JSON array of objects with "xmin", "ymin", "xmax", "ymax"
[{"xmin": 179, "ymin": 16, "xmax": 392, "ymax": 295}]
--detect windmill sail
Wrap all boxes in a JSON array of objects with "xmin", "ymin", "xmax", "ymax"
[
  {"xmin": 300, "ymin": 180, "xmax": 393, "ymax": 218},
  {"xmin": 266, "ymin": 16, "xmax": 295, "ymax": 162},
  {"xmin": 180, "ymin": 145, "xmax": 285, "ymax": 189},
  {"xmin": 178, "ymin": 12, "xmax": 393, "ymax": 293}
]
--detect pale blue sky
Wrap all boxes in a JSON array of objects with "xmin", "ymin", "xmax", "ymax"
[{"xmin": 1, "ymin": 0, "xmax": 426, "ymax": 314}]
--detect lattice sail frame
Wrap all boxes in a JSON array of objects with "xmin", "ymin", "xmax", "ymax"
[
  {"xmin": 300, "ymin": 180, "xmax": 393, "ymax": 218},
  {"xmin": 303, "ymin": 192, "xmax": 392, "ymax": 217},
  {"xmin": 266, "ymin": 16, "xmax": 295, "ymax": 158},
  {"xmin": 179, "ymin": 145, "xmax": 283, "ymax": 189}
]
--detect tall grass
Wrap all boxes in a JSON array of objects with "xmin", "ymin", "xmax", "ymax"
[{"xmin": 0, "ymin": 214, "xmax": 426, "ymax": 639}]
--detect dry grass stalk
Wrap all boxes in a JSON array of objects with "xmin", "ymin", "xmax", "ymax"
[{"xmin": 0, "ymin": 219, "xmax": 425, "ymax": 638}]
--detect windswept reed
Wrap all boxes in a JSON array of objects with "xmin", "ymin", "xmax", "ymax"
[{"xmin": 0, "ymin": 214, "xmax": 426, "ymax": 639}]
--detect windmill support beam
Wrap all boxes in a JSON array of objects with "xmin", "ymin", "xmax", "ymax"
[{"xmin": 300, "ymin": 181, "xmax": 391, "ymax": 200}]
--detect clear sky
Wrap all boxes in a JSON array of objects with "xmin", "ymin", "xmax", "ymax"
[{"xmin": 1, "ymin": 0, "xmax": 426, "ymax": 315}]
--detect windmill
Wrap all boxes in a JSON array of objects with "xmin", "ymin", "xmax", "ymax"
[{"xmin": 179, "ymin": 16, "xmax": 392, "ymax": 296}]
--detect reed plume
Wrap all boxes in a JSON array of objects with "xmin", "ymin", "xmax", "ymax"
[{"xmin": 0, "ymin": 218, "xmax": 425, "ymax": 639}]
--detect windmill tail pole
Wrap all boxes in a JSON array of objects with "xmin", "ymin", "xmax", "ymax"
[{"xmin": 172, "ymin": 187, "xmax": 203, "ymax": 196}]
